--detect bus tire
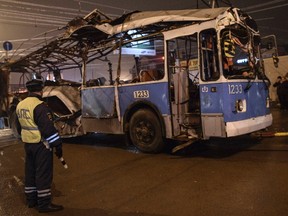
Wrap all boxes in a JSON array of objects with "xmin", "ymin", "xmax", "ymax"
[{"xmin": 129, "ymin": 109, "xmax": 164, "ymax": 153}]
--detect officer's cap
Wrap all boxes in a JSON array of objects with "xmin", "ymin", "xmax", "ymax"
[{"xmin": 26, "ymin": 79, "xmax": 44, "ymax": 92}]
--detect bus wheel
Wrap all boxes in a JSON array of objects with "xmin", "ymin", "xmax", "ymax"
[{"xmin": 129, "ymin": 109, "xmax": 164, "ymax": 153}]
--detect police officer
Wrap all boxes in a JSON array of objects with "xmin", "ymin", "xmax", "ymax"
[{"xmin": 16, "ymin": 79, "xmax": 64, "ymax": 213}]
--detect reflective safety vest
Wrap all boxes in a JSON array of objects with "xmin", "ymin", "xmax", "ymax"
[
  {"xmin": 224, "ymin": 38, "xmax": 235, "ymax": 58},
  {"xmin": 16, "ymin": 97, "xmax": 43, "ymax": 143}
]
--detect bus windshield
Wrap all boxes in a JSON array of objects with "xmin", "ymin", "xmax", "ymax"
[{"xmin": 221, "ymin": 26, "xmax": 262, "ymax": 79}]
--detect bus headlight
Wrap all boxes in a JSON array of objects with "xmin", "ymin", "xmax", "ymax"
[
  {"xmin": 235, "ymin": 99, "xmax": 246, "ymax": 112},
  {"xmin": 266, "ymin": 97, "xmax": 270, "ymax": 108}
]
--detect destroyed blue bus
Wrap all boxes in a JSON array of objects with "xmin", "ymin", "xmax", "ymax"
[{"xmin": 3, "ymin": 7, "xmax": 272, "ymax": 153}]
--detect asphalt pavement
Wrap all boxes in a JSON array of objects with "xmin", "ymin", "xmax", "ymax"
[{"xmin": 0, "ymin": 107, "xmax": 287, "ymax": 216}]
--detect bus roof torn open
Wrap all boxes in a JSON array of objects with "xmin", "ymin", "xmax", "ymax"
[{"xmin": 1, "ymin": 7, "xmax": 229, "ymax": 75}]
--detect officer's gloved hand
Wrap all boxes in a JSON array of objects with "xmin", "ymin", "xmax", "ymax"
[{"xmin": 55, "ymin": 145, "xmax": 63, "ymax": 158}]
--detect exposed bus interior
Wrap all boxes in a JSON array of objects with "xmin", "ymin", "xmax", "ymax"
[{"xmin": 167, "ymin": 33, "xmax": 202, "ymax": 139}]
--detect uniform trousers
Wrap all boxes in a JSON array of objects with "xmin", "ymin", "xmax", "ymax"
[{"xmin": 24, "ymin": 143, "xmax": 53, "ymax": 208}]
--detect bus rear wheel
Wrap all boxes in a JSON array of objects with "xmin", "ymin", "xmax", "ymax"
[{"xmin": 129, "ymin": 109, "xmax": 164, "ymax": 153}]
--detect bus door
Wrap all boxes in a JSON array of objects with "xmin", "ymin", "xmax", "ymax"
[
  {"xmin": 167, "ymin": 33, "xmax": 201, "ymax": 138},
  {"xmin": 198, "ymin": 29, "xmax": 225, "ymax": 139}
]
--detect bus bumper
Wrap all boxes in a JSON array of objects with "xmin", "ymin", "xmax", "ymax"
[{"xmin": 226, "ymin": 113, "xmax": 273, "ymax": 137}]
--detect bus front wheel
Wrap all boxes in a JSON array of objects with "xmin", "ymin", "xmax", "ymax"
[{"xmin": 129, "ymin": 109, "xmax": 164, "ymax": 153}]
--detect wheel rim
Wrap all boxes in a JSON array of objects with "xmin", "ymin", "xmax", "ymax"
[
  {"xmin": 129, "ymin": 109, "xmax": 164, "ymax": 153},
  {"xmin": 134, "ymin": 120, "xmax": 155, "ymax": 144}
]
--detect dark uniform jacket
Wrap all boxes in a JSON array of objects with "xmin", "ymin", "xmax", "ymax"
[{"xmin": 16, "ymin": 93, "xmax": 61, "ymax": 147}]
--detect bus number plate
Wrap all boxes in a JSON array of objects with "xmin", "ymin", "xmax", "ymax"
[
  {"xmin": 228, "ymin": 84, "xmax": 243, "ymax": 94},
  {"xmin": 133, "ymin": 90, "xmax": 149, "ymax": 98}
]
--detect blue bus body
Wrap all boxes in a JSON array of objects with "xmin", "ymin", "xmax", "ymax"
[
  {"xmin": 4, "ymin": 7, "xmax": 273, "ymax": 153},
  {"xmin": 199, "ymin": 81, "xmax": 272, "ymax": 138},
  {"xmin": 77, "ymin": 7, "xmax": 273, "ymax": 152}
]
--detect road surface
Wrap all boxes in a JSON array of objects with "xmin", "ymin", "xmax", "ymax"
[{"xmin": 0, "ymin": 107, "xmax": 287, "ymax": 216}]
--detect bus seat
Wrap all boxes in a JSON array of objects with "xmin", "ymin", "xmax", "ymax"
[
  {"xmin": 86, "ymin": 77, "xmax": 107, "ymax": 86},
  {"xmin": 139, "ymin": 69, "xmax": 160, "ymax": 82}
]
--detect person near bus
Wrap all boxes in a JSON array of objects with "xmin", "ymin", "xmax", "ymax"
[
  {"xmin": 279, "ymin": 74, "xmax": 288, "ymax": 110},
  {"xmin": 16, "ymin": 79, "xmax": 64, "ymax": 213},
  {"xmin": 273, "ymin": 76, "xmax": 284, "ymax": 108}
]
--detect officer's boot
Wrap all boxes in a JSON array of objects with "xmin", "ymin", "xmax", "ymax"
[{"xmin": 37, "ymin": 196, "xmax": 63, "ymax": 213}]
